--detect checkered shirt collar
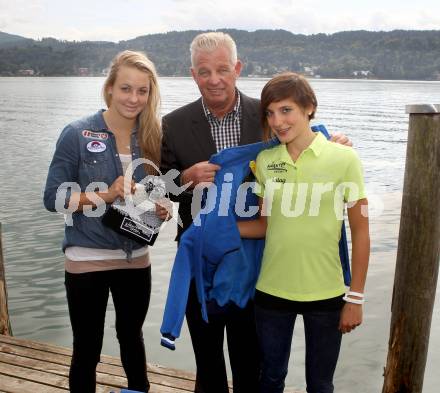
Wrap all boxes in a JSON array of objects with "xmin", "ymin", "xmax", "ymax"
[{"xmin": 201, "ymin": 90, "xmax": 241, "ymax": 121}]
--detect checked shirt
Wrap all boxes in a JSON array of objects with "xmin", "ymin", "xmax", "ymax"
[{"xmin": 202, "ymin": 91, "xmax": 242, "ymax": 152}]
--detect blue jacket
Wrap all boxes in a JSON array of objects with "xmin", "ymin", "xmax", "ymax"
[
  {"xmin": 43, "ymin": 110, "xmax": 148, "ymax": 256},
  {"xmin": 160, "ymin": 125, "xmax": 351, "ymax": 350}
]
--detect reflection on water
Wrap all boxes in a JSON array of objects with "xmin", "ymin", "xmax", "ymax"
[{"xmin": 0, "ymin": 77, "xmax": 439, "ymax": 392}]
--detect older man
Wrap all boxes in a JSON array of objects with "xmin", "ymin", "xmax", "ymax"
[{"xmin": 161, "ymin": 32, "xmax": 350, "ymax": 393}]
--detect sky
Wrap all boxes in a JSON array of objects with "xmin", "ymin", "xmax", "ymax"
[{"xmin": 1, "ymin": 0, "xmax": 439, "ymax": 42}]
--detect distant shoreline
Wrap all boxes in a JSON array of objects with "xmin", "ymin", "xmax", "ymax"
[
  {"xmin": 2, "ymin": 29, "xmax": 440, "ymax": 81},
  {"xmin": 1, "ymin": 75, "xmax": 440, "ymax": 83}
]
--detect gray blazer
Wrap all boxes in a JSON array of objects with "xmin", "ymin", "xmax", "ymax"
[{"xmin": 161, "ymin": 91, "xmax": 263, "ymax": 240}]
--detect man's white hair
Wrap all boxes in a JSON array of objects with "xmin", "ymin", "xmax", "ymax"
[{"xmin": 190, "ymin": 32, "xmax": 238, "ymax": 67}]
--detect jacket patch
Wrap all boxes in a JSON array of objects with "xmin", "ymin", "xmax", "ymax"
[
  {"xmin": 82, "ymin": 130, "xmax": 108, "ymax": 140},
  {"xmin": 87, "ymin": 140, "xmax": 107, "ymax": 153}
]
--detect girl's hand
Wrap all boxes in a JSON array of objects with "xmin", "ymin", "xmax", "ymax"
[
  {"xmin": 103, "ymin": 176, "xmax": 135, "ymax": 203},
  {"xmin": 339, "ymin": 303, "xmax": 363, "ymax": 334},
  {"xmin": 155, "ymin": 198, "xmax": 173, "ymax": 221}
]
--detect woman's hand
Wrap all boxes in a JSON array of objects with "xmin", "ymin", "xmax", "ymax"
[
  {"xmin": 339, "ymin": 303, "xmax": 363, "ymax": 334},
  {"xmin": 155, "ymin": 198, "xmax": 173, "ymax": 221},
  {"xmin": 102, "ymin": 176, "xmax": 135, "ymax": 204}
]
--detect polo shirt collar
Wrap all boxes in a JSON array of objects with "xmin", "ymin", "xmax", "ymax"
[
  {"xmin": 274, "ymin": 132, "xmax": 327, "ymax": 164},
  {"xmin": 307, "ymin": 132, "xmax": 327, "ymax": 157}
]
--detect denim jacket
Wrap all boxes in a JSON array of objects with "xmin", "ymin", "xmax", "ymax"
[{"xmin": 44, "ymin": 110, "xmax": 148, "ymax": 257}]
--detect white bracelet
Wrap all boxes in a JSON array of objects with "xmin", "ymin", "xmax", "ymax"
[
  {"xmin": 347, "ymin": 291, "xmax": 364, "ymax": 299},
  {"xmin": 343, "ymin": 295, "xmax": 365, "ymax": 305}
]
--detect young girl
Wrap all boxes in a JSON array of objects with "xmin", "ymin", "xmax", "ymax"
[
  {"xmin": 44, "ymin": 51, "xmax": 169, "ymax": 393},
  {"xmin": 238, "ymin": 72, "xmax": 369, "ymax": 393}
]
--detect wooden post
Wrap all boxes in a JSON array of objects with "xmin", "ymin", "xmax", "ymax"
[
  {"xmin": 0, "ymin": 222, "xmax": 13, "ymax": 336},
  {"xmin": 382, "ymin": 104, "xmax": 440, "ymax": 393}
]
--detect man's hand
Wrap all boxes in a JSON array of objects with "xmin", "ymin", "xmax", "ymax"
[
  {"xmin": 181, "ymin": 161, "xmax": 221, "ymax": 188},
  {"xmin": 330, "ymin": 131, "xmax": 353, "ymax": 147}
]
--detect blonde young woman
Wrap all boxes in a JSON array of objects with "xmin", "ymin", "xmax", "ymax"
[{"xmin": 44, "ymin": 51, "xmax": 169, "ymax": 393}]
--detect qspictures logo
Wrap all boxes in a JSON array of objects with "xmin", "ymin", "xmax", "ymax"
[{"xmin": 54, "ymin": 160, "xmax": 376, "ymax": 227}]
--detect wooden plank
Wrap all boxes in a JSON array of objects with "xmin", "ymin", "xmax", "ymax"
[
  {"xmin": 0, "ymin": 360, "xmax": 186, "ymax": 393},
  {"xmin": 0, "ymin": 335, "xmax": 301, "ymax": 392},
  {"xmin": 0, "ymin": 340, "xmax": 125, "ymax": 377},
  {"xmin": 0, "ymin": 351, "xmax": 69, "ymax": 375},
  {"xmin": 0, "ymin": 335, "xmax": 197, "ymax": 381},
  {"xmin": 0, "ymin": 341, "xmax": 72, "ymax": 366},
  {"xmin": 0, "ymin": 341, "xmax": 194, "ymax": 391},
  {"xmin": 0, "ymin": 335, "xmax": 73, "ymax": 356},
  {"xmin": 0, "ymin": 373, "xmax": 67, "ymax": 393},
  {"xmin": 0, "ymin": 361, "xmax": 69, "ymax": 389},
  {"xmin": 0, "ymin": 355, "xmax": 124, "ymax": 391},
  {"xmin": 0, "ymin": 370, "xmax": 111, "ymax": 393}
]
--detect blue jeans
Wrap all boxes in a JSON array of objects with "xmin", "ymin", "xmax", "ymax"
[{"xmin": 255, "ymin": 304, "xmax": 342, "ymax": 393}]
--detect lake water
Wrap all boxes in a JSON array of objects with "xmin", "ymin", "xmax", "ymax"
[{"xmin": 0, "ymin": 77, "xmax": 439, "ymax": 392}]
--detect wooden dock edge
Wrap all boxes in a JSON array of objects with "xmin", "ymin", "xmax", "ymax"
[
  {"xmin": 0, "ymin": 334, "xmax": 302, "ymax": 392},
  {"xmin": 0, "ymin": 334, "xmax": 194, "ymax": 392},
  {"xmin": 0, "ymin": 221, "xmax": 302, "ymax": 392}
]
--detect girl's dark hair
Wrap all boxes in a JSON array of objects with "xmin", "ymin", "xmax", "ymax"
[{"xmin": 260, "ymin": 72, "xmax": 318, "ymax": 141}]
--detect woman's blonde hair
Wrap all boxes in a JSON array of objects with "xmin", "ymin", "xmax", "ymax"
[{"xmin": 103, "ymin": 50, "xmax": 161, "ymax": 174}]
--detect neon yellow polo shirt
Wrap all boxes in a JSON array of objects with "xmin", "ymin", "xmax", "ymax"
[{"xmin": 255, "ymin": 133, "xmax": 366, "ymax": 301}]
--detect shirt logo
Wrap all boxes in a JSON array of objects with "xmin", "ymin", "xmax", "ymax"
[
  {"xmin": 82, "ymin": 130, "xmax": 108, "ymax": 140},
  {"xmin": 267, "ymin": 162, "xmax": 288, "ymax": 173},
  {"xmin": 87, "ymin": 141, "xmax": 107, "ymax": 153}
]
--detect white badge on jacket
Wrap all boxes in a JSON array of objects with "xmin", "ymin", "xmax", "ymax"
[{"xmin": 87, "ymin": 141, "xmax": 107, "ymax": 153}]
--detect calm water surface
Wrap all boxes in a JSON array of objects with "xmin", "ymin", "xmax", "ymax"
[{"xmin": 0, "ymin": 77, "xmax": 439, "ymax": 392}]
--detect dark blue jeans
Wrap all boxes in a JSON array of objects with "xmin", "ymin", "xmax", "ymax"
[
  {"xmin": 65, "ymin": 266, "xmax": 151, "ymax": 393},
  {"xmin": 255, "ymin": 304, "xmax": 342, "ymax": 393}
]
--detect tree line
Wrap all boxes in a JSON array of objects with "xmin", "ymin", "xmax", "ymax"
[{"xmin": 1, "ymin": 29, "xmax": 439, "ymax": 80}]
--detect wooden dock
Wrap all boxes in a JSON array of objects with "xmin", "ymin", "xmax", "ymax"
[
  {"xmin": 0, "ymin": 334, "xmax": 303, "ymax": 393},
  {"xmin": 0, "ymin": 334, "xmax": 197, "ymax": 392},
  {"xmin": 0, "ymin": 224, "xmax": 301, "ymax": 393}
]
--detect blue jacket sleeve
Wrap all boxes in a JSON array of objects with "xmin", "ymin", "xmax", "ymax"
[{"xmin": 160, "ymin": 231, "xmax": 195, "ymax": 345}]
